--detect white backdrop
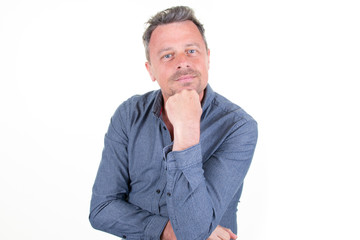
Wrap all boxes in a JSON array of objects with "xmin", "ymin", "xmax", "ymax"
[{"xmin": 1, "ymin": 0, "xmax": 359, "ymax": 239}]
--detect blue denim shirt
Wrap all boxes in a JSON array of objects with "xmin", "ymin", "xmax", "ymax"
[{"xmin": 89, "ymin": 85, "xmax": 258, "ymax": 240}]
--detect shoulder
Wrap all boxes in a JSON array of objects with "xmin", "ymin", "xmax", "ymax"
[
  {"xmin": 211, "ymin": 92, "xmax": 258, "ymax": 147},
  {"xmin": 115, "ymin": 90, "xmax": 159, "ymax": 113},
  {"xmin": 201, "ymin": 89, "xmax": 258, "ymax": 159},
  {"xmin": 119, "ymin": 90, "xmax": 159, "ymax": 110},
  {"xmin": 209, "ymin": 91, "xmax": 257, "ymax": 126},
  {"xmin": 111, "ymin": 90, "xmax": 160, "ymax": 126}
]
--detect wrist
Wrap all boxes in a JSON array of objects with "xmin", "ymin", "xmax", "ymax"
[{"xmin": 172, "ymin": 124, "xmax": 200, "ymax": 151}]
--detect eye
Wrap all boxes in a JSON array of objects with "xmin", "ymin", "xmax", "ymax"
[
  {"xmin": 163, "ymin": 53, "xmax": 173, "ymax": 59},
  {"xmin": 187, "ymin": 49, "xmax": 196, "ymax": 54}
]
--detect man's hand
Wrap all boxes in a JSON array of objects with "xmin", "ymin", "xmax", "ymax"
[
  {"xmin": 207, "ymin": 226, "xmax": 238, "ymax": 240},
  {"xmin": 165, "ymin": 89, "xmax": 202, "ymax": 151},
  {"xmin": 161, "ymin": 221, "xmax": 177, "ymax": 240}
]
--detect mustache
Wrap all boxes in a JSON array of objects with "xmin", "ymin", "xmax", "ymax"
[{"xmin": 170, "ymin": 68, "xmax": 201, "ymax": 81}]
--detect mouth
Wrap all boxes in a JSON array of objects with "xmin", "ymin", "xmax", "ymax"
[
  {"xmin": 170, "ymin": 68, "xmax": 200, "ymax": 83},
  {"xmin": 176, "ymin": 75, "xmax": 195, "ymax": 82}
]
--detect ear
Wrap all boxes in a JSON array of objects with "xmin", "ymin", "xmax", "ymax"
[
  {"xmin": 207, "ymin": 49, "xmax": 210, "ymax": 70},
  {"xmin": 145, "ymin": 61, "xmax": 156, "ymax": 82}
]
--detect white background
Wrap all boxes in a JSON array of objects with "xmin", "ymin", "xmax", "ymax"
[{"xmin": 1, "ymin": 0, "xmax": 359, "ymax": 239}]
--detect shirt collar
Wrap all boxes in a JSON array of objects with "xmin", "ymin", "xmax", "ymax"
[{"xmin": 152, "ymin": 84, "xmax": 215, "ymax": 118}]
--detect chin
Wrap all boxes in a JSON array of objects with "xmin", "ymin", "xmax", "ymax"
[{"xmin": 177, "ymin": 85, "xmax": 197, "ymax": 93}]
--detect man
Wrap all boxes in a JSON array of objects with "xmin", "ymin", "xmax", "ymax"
[{"xmin": 89, "ymin": 6, "xmax": 257, "ymax": 240}]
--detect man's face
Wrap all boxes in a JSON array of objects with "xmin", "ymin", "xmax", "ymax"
[{"xmin": 145, "ymin": 20, "xmax": 210, "ymax": 102}]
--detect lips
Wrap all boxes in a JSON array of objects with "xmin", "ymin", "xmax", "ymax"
[{"xmin": 176, "ymin": 75, "xmax": 195, "ymax": 81}]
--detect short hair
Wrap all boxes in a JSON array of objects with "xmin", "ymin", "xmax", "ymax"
[{"xmin": 142, "ymin": 6, "xmax": 208, "ymax": 62}]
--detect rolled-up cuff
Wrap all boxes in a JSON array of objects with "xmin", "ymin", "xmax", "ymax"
[{"xmin": 166, "ymin": 143, "xmax": 202, "ymax": 170}]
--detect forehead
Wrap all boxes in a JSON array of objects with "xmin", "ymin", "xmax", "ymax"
[{"xmin": 148, "ymin": 20, "xmax": 205, "ymax": 52}]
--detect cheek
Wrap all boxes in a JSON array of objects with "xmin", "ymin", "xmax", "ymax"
[
  {"xmin": 151, "ymin": 63, "xmax": 166, "ymax": 80},
  {"xmin": 156, "ymin": 67, "xmax": 172, "ymax": 83},
  {"xmin": 163, "ymin": 64, "xmax": 176, "ymax": 77},
  {"xmin": 199, "ymin": 61, "xmax": 209, "ymax": 75},
  {"xmin": 194, "ymin": 57, "xmax": 208, "ymax": 70}
]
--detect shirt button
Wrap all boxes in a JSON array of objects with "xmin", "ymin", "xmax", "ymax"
[
  {"xmin": 156, "ymin": 189, "xmax": 161, "ymax": 194},
  {"xmin": 167, "ymin": 192, "xmax": 171, "ymax": 197}
]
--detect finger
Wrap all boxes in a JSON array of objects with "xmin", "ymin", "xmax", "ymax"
[
  {"xmin": 224, "ymin": 228, "xmax": 237, "ymax": 239},
  {"xmin": 217, "ymin": 231, "xmax": 230, "ymax": 240},
  {"xmin": 207, "ymin": 235, "xmax": 221, "ymax": 240}
]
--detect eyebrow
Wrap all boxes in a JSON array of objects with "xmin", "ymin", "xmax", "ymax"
[
  {"xmin": 157, "ymin": 47, "xmax": 174, "ymax": 56},
  {"xmin": 157, "ymin": 43, "xmax": 202, "ymax": 56}
]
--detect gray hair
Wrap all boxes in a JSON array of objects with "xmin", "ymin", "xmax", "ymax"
[{"xmin": 142, "ymin": 6, "xmax": 208, "ymax": 62}]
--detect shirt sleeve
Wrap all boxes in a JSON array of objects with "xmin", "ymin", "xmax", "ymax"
[
  {"xmin": 89, "ymin": 109, "xmax": 168, "ymax": 240},
  {"xmin": 164, "ymin": 118, "xmax": 258, "ymax": 240}
]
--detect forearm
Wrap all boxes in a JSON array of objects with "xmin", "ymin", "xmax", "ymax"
[
  {"xmin": 166, "ymin": 89, "xmax": 202, "ymax": 152},
  {"xmin": 90, "ymin": 111, "xmax": 169, "ymax": 239},
  {"xmin": 165, "ymin": 144, "xmax": 218, "ymax": 239},
  {"xmin": 172, "ymin": 121, "xmax": 200, "ymax": 151},
  {"xmin": 90, "ymin": 194, "xmax": 168, "ymax": 239},
  {"xmin": 164, "ymin": 120, "xmax": 258, "ymax": 240}
]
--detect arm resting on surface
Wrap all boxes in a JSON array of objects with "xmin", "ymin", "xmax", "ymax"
[{"xmin": 89, "ymin": 116, "xmax": 168, "ymax": 239}]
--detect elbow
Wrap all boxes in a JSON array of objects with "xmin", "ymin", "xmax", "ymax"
[
  {"xmin": 89, "ymin": 210, "xmax": 101, "ymax": 231},
  {"xmin": 89, "ymin": 195, "xmax": 113, "ymax": 231},
  {"xmin": 89, "ymin": 202, "xmax": 109, "ymax": 231}
]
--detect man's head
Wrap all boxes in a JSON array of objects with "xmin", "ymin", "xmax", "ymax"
[
  {"xmin": 143, "ymin": 6, "xmax": 210, "ymax": 102},
  {"xmin": 143, "ymin": 6, "xmax": 208, "ymax": 63}
]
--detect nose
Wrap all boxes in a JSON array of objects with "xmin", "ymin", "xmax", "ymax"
[{"xmin": 176, "ymin": 53, "xmax": 190, "ymax": 69}]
